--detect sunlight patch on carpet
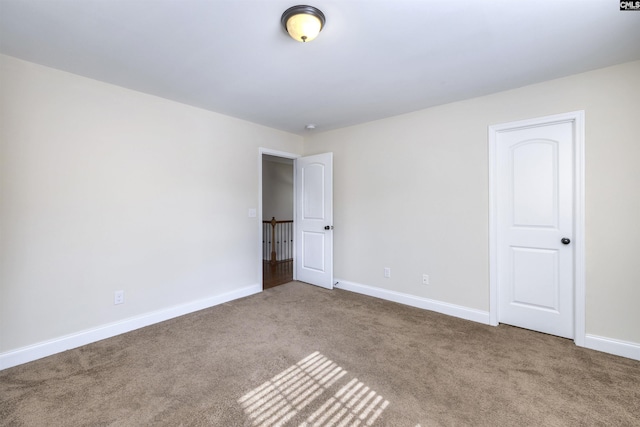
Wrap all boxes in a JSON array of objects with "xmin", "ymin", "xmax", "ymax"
[{"xmin": 239, "ymin": 351, "xmax": 389, "ymax": 426}]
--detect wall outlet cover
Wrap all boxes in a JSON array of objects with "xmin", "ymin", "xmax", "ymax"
[{"xmin": 114, "ymin": 290, "xmax": 124, "ymax": 305}]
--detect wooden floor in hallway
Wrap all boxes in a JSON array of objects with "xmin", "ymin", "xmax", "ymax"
[{"xmin": 263, "ymin": 260, "xmax": 293, "ymax": 289}]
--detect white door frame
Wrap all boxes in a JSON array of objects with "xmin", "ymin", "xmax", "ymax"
[
  {"xmin": 258, "ymin": 148, "xmax": 300, "ymax": 288},
  {"xmin": 488, "ymin": 111, "xmax": 586, "ymax": 347}
]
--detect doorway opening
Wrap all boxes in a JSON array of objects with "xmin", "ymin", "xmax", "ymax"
[{"xmin": 261, "ymin": 153, "xmax": 295, "ymax": 289}]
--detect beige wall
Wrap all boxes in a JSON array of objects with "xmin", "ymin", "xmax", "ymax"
[
  {"xmin": 2, "ymin": 53, "xmax": 638, "ymax": 360},
  {"xmin": 0, "ymin": 55, "xmax": 302, "ymax": 353},
  {"xmin": 303, "ymin": 60, "xmax": 640, "ymax": 344}
]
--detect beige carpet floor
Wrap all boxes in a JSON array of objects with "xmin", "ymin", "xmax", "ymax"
[{"xmin": 1, "ymin": 282, "xmax": 639, "ymax": 426}]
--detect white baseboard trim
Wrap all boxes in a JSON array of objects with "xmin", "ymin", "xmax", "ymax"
[
  {"xmin": 0, "ymin": 284, "xmax": 261, "ymax": 371},
  {"xmin": 584, "ymin": 334, "xmax": 640, "ymax": 361},
  {"xmin": 335, "ymin": 279, "xmax": 640, "ymax": 361},
  {"xmin": 334, "ymin": 278, "xmax": 490, "ymax": 325}
]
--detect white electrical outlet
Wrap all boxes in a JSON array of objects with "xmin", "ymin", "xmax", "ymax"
[
  {"xmin": 422, "ymin": 274, "xmax": 429, "ymax": 285},
  {"xmin": 384, "ymin": 267, "xmax": 391, "ymax": 278},
  {"xmin": 114, "ymin": 290, "xmax": 124, "ymax": 305}
]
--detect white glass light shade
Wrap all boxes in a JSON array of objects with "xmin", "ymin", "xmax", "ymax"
[
  {"xmin": 286, "ymin": 13, "xmax": 322, "ymax": 42},
  {"xmin": 281, "ymin": 5, "xmax": 325, "ymax": 43}
]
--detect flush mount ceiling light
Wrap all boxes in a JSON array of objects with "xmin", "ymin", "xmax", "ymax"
[{"xmin": 281, "ymin": 5, "xmax": 326, "ymax": 43}]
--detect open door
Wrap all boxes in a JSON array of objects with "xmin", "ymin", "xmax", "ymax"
[{"xmin": 295, "ymin": 153, "xmax": 333, "ymax": 289}]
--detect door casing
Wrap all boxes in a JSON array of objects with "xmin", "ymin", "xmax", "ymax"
[{"xmin": 488, "ymin": 111, "xmax": 585, "ymax": 347}]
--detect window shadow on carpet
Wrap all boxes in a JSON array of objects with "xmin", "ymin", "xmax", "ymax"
[{"xmin": 239, "ymin": 351, "xmax": 389, "ymax": 426}]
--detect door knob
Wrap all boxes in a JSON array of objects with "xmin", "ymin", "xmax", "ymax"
[
  {"xmin": 561, "ymin": 238, "xmax": 571, "ymax": 245},
  {"xmin": 324, "ymin": 225, "xmax": 333, "ymax": 230}
]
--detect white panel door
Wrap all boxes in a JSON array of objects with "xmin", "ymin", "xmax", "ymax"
[
  {"xmin": 295, "ymin": 153, "xmax": 333, "ymax": 289},
  {"xmin": 496, "ymin": 121, "xmax": 575, "ymax": 338}
]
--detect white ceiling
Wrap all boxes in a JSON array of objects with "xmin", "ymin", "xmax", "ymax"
[{"xmin": 1, "ymin": 0, "xmax": 639, "ymax": 135}]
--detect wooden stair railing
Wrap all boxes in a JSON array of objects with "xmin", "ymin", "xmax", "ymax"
[{"xmin": 262, "ymin": 217, "xmax": 294, "ymax": 265}]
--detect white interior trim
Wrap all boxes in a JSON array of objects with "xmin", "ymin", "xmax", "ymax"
[
  {"xmin": 488, "ymin": 110, "xmax": 586, "ymax": 346},
  {"xmin": 335, "ymin": 278, "xmax": 640, "ymax": 361},
  {"xmin": 0, "ymin": 284, "xmax": 261, "ymax": 370},
  {"xmin": 584, "ymin": 334, "xmax": 640, "ymax": 361},
  {"xmin": 335, "ymin": 279, "xmax": 491, "ymax": 325},
  {"xmin": 572, "ymin": 112, "xmax": 586, "ymax": 347}
]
